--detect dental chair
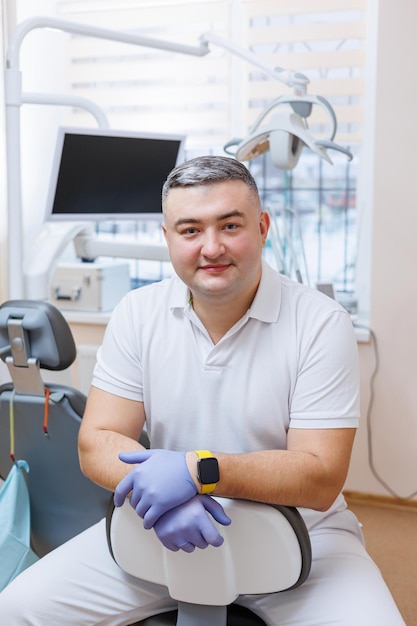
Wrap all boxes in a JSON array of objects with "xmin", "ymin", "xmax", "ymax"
[
  {"xmin": 0, "ymin": 299, "xmax": 110, "ymax": 557},
  {"xmin": 107, "ymin": 492, "xmax": 312, "ymax": 625}
]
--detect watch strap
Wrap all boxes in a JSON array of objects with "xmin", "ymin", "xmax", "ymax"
[{"xmin": 194, "ymin": 449, "xmax": 218, "ymax": 494}]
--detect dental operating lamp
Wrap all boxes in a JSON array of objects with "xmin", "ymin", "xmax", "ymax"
[
  {"xmin": 4, "ymin": 18, "xmax": 351, "ymax": 299},
  {"xmin": 225, "ymin": 107, "xmax": 353, "ymax": 169},
  {"xmin": 203, "ymin": 32, "xmax": 352, "ymax": 169}
]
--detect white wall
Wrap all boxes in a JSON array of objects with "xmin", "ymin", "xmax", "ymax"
[{"xmin": 345, "ymin": 0, "xmax": 417, "ymax": 500}]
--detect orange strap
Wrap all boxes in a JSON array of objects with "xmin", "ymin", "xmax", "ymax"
[
  {"xmin": 9, "ymin": 389, "xmax": 16, "ymax": 463},
  {"xmin": 43, "ymin": 387, "xmax": 51, "ymax": 436},
  {"xmin": 9, "ymin": 386, "xmax": 51, "ymax": 461}
]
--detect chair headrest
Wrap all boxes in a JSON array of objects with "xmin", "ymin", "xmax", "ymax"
[{"xmin": 0, "ymin": 300, "xmax": 76, "ymax": 370}]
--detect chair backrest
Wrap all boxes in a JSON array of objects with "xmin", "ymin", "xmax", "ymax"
[
  {"xmin": 0, "ymin": 299, "xmax": 110, "ymax": 556},
  {"xmin": 107, "ymin": 497, "xmax": 311, "ymax": 625}
]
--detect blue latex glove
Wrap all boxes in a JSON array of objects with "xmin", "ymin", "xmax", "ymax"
[
  {"xmin": 114, "ymin": 449, "xmax": 197, "ymax": 529},
  {"xmin": 153, "ymin": 495, "xmax": 232, "ymax": 553}
]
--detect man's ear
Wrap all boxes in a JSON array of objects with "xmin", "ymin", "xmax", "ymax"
[{"xmin": 260, "ymin": 210, "xmax": 270, "ymax": 245}]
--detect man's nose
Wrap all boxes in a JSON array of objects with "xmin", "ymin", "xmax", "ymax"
[{"xmin": 201, "ymin": 231, "xmax": 226, "ymax": 258}]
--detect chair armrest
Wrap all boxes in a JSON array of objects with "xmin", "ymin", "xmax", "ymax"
[{"xmin": 107, "ymin": 497, "xmax": 311, "ymax": 606}]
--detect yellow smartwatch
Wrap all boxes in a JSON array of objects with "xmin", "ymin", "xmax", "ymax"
[{"xmin": 194, "ymin": 450, "xmax": 220, "ymax": 494}]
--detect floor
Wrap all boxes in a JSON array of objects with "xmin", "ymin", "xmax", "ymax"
[{"xmin": 346, "ymin": 495, "xmax": 417, "ymax": 626}]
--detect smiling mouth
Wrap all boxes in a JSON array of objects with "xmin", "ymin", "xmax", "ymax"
[{"xmin": 199, "ymin": 264, "xmax": 231, "ymax": 273}]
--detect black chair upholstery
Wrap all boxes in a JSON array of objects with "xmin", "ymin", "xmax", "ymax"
[
  {"xmin": 0, "ymin": 299, "xmax": 110, "ymax": 556},
  {"xmin": 138, "ymin": 604, "xmax": 266, "ymax": 625}
]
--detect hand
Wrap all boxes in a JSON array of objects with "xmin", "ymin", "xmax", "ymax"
[
  {"xmin": 114, "ymin": 449, "xmax": 197, "ymax": 529},
  {"xmin": 153, "ymin": 495, "xmax": 232, "ymax": 553}
]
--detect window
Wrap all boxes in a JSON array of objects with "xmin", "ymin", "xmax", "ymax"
[{"xmin": 56, "ymin": 0, "xmax": 365, "ymax": 303}]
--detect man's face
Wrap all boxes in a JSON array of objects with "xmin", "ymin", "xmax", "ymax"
[{"xmin": 162, "ymin": 180, "xmax": 270, "ymax": 306}]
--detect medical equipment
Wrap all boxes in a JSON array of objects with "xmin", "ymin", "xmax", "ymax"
[
  {"xmin": 268, "ymin": 206, "xmax": 311, "ymax": 285},
  {"xmin": 224, "ymin": 103, "xmax": 353, "ymax": 170},
  {"xmin": 44, "ymin": 128, "xmax": 185, "ymax": 223},
  {"xmin": 201, "ymin": 33, "xmax": 352, "ymax": 169},
  {"xmin": 50, "ymin": 260, "xmax": 131, "ymax": 312},
  {"xmin": 5, "ymin": 18, "xmax": 351, "ymax": 300},
  {"xmin": 24, "ymin": 222, "xmax": 171, "ymax": 301}
]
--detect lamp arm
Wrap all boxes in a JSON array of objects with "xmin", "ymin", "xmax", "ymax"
[
  {"xmin": 0, "ymin": 345, "xmax": 12, "ymax": 360},
  {"xmin": 7, "ymin": 16, "xmax": 209, "ymax": 69},
  {"xmin": 22, "ymin": 92, "xmax": 109, "ymax": 129},
  {"xmin": 200, "ymin": 31, "xmax": 309, "ymax": 91},
  {"xmin": 315, "ymin": 140, "xmax": 353, "ymax": 161},
  {"xmin": 315, "ymin": 96, "xmax": 337, "ymax": 141},
  {"xmin": 247, "ymin": 94, "xmax": 337, "ymax": 140}
]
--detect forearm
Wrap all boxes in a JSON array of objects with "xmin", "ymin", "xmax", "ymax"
[
  {"xmin": 78, "ymin": 387, "xmax": 146, "ymax": 492},
  {"xmin": 214, "ymin": 449, "xmax": 338, "ymax": 511},
  {"xmin": 78, "ymin": 427, "xmax": 144, "ymax": 492},
  {"xmin": 186, "ymin": 428, "xmax": 355, "ymax": 512}
]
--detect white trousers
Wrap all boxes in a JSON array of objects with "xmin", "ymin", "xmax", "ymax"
[{"xmin": 0, "ymin": 514, "xmax": 405, "ymax": 626}]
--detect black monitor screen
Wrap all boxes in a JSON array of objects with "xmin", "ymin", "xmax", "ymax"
[{"xmin": 44, "ymin": 127, "xmax": 185, "ymax": 222}]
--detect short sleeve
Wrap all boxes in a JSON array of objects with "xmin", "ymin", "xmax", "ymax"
[
  {"xmin": 289, "ymin": 309, "xmax": 360, "ymax": 429},
  {"xmin": 91, "ymin": 293, "xmax": 144, "ymax": 401}
]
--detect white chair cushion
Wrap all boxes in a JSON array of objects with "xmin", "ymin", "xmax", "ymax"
[{"xmin": 109, "ymin": 497, "xmax": 305, "ymax": 606}]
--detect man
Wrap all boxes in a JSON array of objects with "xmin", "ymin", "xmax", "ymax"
[{"xmin": 0, "ymin": 156, "xmax": 405, "ymax": 624}]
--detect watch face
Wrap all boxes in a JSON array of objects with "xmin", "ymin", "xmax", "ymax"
[{"xmin": 199, "ymin": 457, "xmax": 220, "ymax": 484}]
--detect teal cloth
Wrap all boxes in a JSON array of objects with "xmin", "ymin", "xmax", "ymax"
[{"xmin": 0, "ymin": 460, "xmax": 39, "ymax": 591}]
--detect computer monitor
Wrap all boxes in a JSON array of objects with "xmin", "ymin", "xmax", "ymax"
[{"xmin": 44, "ymin": 127, "xmax": 185, "ymax": 222}]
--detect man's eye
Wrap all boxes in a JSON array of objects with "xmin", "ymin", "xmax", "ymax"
[
  {"xmin": 183, "ymin": 227, "xmax": 198, "ymax": 235},
  {"xmin": 224, "ymin": 223, "xmax": 238, "ymax": 231}
]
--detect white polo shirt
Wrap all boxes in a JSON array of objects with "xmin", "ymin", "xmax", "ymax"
[{"xmin": 93, "ymin": 260, "xmax": 359, "ymax": 454}]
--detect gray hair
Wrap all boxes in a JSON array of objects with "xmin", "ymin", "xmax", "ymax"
[{"xmin": 161, "ymin": 155, "xmax": 260, "ymax": 208}]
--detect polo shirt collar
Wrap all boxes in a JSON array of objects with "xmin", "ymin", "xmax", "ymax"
[
  {"xmin": 169, "ymin": 259, "xmax": 282, "ymax": 323},
  {"xmin": 169, "ymin": 275, "xmax": 192, "ymax": 311},
  {"xmin": 248, "ymin": 260, "xmax": 282, "ymax": 323}
]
